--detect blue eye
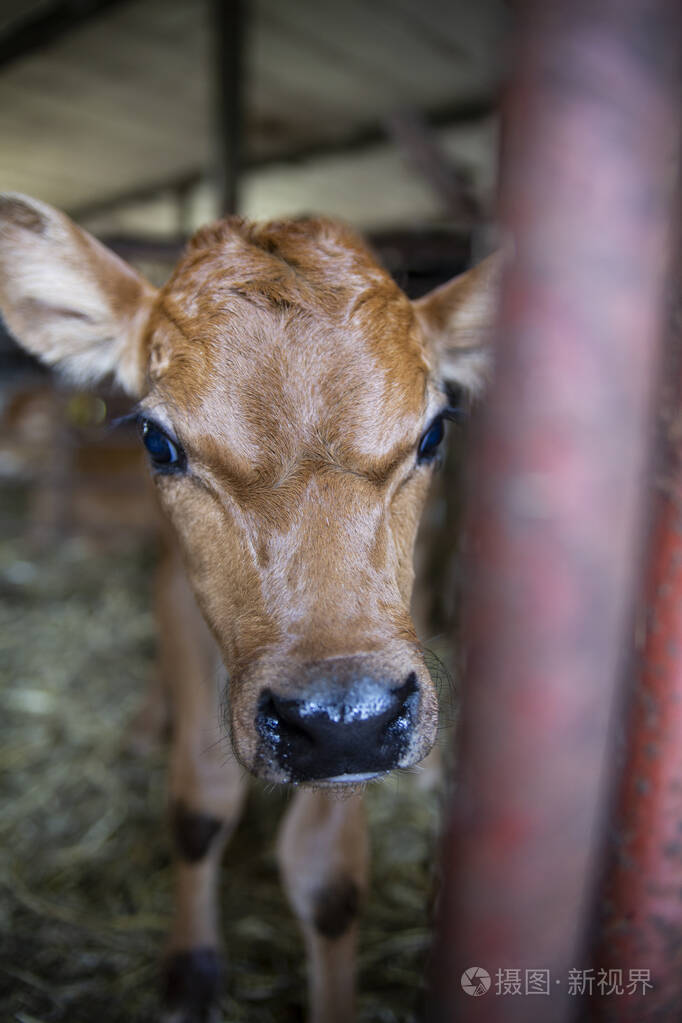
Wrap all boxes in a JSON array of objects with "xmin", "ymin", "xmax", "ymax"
[
  {"xmin": 418, "ymin": 416, "xmax": 445, "ymax": 462},
  {"xmin": 140, "ymin": 418, "xmax": 183, "ymax": 472}
]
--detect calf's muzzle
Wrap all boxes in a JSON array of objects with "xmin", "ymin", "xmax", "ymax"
[{"xmin": 256, "ymin": 668, "xmax": 421, "ymax": 783}]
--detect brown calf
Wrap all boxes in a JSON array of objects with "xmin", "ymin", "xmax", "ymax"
[{"xmin": 0, "ymin": 194, "xmax": 501, "ymax": 1023}]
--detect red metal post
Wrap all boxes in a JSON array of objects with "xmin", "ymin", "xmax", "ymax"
[
  {"xmin": 431, "ymin": 2, "xmax": 680, "ymax": 1022},
  {"xmin": 592, "ymin": 272, "xmax": 682, "ymax": 1022}
]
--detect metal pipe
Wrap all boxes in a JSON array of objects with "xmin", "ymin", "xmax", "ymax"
[
  {"xmin": 591, "ymin": 257, "xmax": 682, "ymax": 1022},
  {"xmin": 431, "ymin": 2, "xmax": 680, "ymax": 1021}
]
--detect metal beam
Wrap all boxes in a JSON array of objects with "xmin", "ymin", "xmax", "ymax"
[
  {"xmin": 68, "ymin": 172, "xmax": 203, "ymax": 227},
  {"xmin": 212, "ymin": 0, "xmax": 246, "ymax": 217},
  {"xmin": 0, "ymin": 0, "xmax": 131, "ymax": 71},
  {"xmin": 268, "ymin": 95, "xmax": 495, "ymax": 167},
  {"xmin": 385, "ymin": 108, "xmax": 484, "ymax": 223}
]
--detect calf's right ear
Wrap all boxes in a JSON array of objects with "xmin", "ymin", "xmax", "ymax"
[
  {"xmin": 413, "ymin": 249, "xmax": 507, "ymax": 396},
  {"xmin": 0, "ymin": 193, "xmax": 157, "ymax": 396}
]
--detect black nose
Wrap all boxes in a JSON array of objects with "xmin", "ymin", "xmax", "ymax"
[{"xmin": 255, "ymin": 673, "xmax": 419, "ymax": 782}]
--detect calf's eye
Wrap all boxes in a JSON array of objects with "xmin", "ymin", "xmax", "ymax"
[
  {"xmin": 417, "ymin": 416, "xmax": 445, "ymax": 463},
  {"xmin": 139, "ymin": 418, "xmax": 183, "ymax": 471}
]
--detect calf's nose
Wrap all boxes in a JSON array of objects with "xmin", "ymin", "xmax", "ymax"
[{"xmin": 256, "ymin": 672, "xmax": 419, "ymax": 782}]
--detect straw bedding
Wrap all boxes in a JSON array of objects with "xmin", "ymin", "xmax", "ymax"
[{"xmin": 0, "ymin": 497, "xmax": 448, "ymax": 1022}]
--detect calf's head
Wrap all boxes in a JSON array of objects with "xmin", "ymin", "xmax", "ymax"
[{"xmin": 0, "ymin": 194, "xmax": 501, "ymax": 785}]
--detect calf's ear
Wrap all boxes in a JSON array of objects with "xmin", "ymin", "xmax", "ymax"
[
  {"xmin": 413, "ymin": 250, "xmax": 506, "ymax": 396},
  {"xmin": 0, "ymin": 193, "xmax": 157, "ymax": 396}
]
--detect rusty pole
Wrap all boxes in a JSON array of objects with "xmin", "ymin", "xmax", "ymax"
[
  {"xmin": 431, "ymin": 3, "xmax": 680, "ymax": 1022},
  {"xmin": 591, "ymin": 256, "xmax": 682, "ymax": 1021}
]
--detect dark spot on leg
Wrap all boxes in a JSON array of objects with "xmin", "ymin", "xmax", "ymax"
[
  {"xmin": 172, "ymin": 800, "xmax": 222, "ymax": 862},
  {"xmin": 162, "ymin": 947, "xmax": 221, "ymax": 1023},
  {"xmin": 312, "ymin": 876, "xmax": 361, "ymax": 939}
]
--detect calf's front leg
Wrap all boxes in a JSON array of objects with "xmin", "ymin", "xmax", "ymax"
[
  {"xmin": 277, "ymin": 789, "xmax": 369, "ymax": 1023},
  {"xmin": 157, "ymin": 545, "xmax": 247, "ymax": 1023}
]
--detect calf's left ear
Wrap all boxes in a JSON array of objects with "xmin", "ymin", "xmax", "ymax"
[
  {"xmin": 413, "ymin": 250, "xmax": 506, "ymax": 396},
  {"xmin": 0, "ymin": 193, "xmax": 157, "ymax": 396}
]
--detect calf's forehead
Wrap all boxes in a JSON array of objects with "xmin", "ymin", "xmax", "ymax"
[{"xmin": 142, "ymin": 219, "xmax": 431, "ymax": 444}]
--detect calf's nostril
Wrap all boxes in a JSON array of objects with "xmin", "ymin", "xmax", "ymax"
[
  {"xmin": 391, "ymin": 672, "xmax": 418, "ymax": 712},
  {"xmin": 257, "ymin": 690, "xmax": 315, "ymax": 749},
  {"xmin": 271, "ymin": 693, "xmax": 316, "ymax": 745},
  {"xmin": 380, "ymin": 672, "xmax": 419, "ymax": 738}
]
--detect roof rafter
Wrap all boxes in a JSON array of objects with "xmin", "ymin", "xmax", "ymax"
[{"xmin": 0, "ymin": 0, "xmax": 133, "ymax": 71}]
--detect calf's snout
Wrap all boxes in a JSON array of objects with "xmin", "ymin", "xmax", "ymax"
[{"xmin": 256, "ymin": 671, "xmax": 421, "ymax": 783}]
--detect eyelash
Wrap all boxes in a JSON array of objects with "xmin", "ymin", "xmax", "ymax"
[
  {"xmin": 417, "ymin": 416, "xmax": 445, "ymax": 462},
  {"xmin": 417, "ymin": 403, "xmax": 463, "ymax": 465},
  {"xmin": 116, "ymin": 397, "xmax": 466, "ymax": 477},
  {"xmin": 137, "ymin": 416, "xmax": 186, "ymax": 474}
]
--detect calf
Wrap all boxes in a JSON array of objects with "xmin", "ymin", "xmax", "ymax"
[{"xmin": 0, "ymin": 194, "xmax": 501, "ymax": 1023}]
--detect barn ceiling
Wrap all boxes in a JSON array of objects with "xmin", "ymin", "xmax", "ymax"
[{"xmin": 0, "ymin": 0, "xmax": 509, "ymax": 233}]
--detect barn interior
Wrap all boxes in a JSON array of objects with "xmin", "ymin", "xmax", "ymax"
[{"xmin": 0, "ymin": 2, "xmax": 509, "ymax": 1021}]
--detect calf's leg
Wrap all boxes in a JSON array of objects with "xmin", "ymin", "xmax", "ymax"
[
  {"xmin": 158, "ymin": 544, "xmax": 247, "ymax": 1023},
  {"xmin": 277, "ymin": 789, "xmax": 369, "ymax": 1023}
]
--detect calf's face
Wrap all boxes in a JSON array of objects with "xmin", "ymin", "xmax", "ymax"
[{"xmin": 0, "ymin": 195, "xmax": 501, "ymax": 785}]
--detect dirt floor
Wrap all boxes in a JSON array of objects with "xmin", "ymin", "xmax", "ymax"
[{"xmin": 0, "ymin": 461, "xmax": 454, "ymax": 1023}]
